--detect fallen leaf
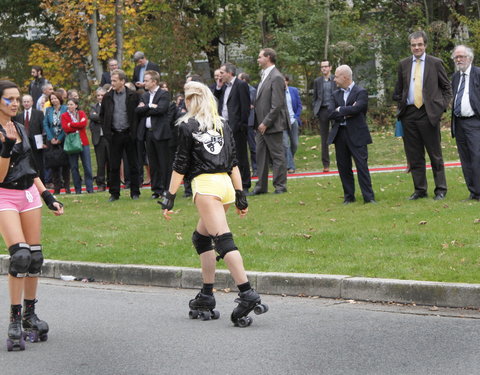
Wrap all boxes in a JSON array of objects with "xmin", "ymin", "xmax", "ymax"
[
  {"xmin": 474, "ymin": 219, "xmax": 480, "ymax": 224},
  {"xmin": 299, "ymin": 201, "xmax": 305, "ymax": 206},
  {"xmin": 302, "ymin": 234, "xmax": 312, "ymax": 239},
  {"xmin": 330, "ymin": 218, "xmax": 337, "ymax": 222},
  {"xmin": 418, "ymin": 221, "xmax": 427, "ymax": 225}
]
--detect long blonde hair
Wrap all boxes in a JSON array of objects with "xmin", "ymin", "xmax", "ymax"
[{"xmin": 177, "ymin": 81, "xmax": 224, "ymax": 133}]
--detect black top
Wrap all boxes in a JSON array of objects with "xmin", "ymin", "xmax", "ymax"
[
  {"xmin": 0, "ymin": 122, "xmax": 38, "ymax": 190},
  {"xmin": 172, "ymin": 118, "xmax": 238, "ymax": 180}
]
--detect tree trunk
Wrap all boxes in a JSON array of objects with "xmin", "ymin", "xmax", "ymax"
[
  {"xmin": 87, "ymin": 4, "xmax": 103, "ymax": 83},
  {"xmin": 324, "ymin": 0, "xmax": 330, "ymax": 60},
  {"xmin": 115, "ymin": 0, "xmax": 124, "ymax": 68},
  {"xmin": 77, "ymin": 66, "xmax": 90, "ymax": 94}
]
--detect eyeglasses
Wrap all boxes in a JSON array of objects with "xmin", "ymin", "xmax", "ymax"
[{"xmin": 453, "ymin": 55, "xmax": 468, "ymax": 60}]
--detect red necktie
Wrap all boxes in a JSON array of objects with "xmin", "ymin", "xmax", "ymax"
[{"xmin": 25, "ymin": 111, "xmax": 30, "ymax": 134}]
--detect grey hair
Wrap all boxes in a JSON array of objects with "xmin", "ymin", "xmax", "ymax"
[
  {"xmin": 409, "ymin": 30, "xmax": 428, "ymax": 45},
  {"xmin": 336, "ymin": 65, "xmax": 353, "ymax": 79},
  {"xmin": 452, "ymin": 45, "xmax": 474, "ymax": 60}
]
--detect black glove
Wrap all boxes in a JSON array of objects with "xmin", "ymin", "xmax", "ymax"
[
  {"xmin": 235, "ymin": 189, "xmax": 248, "ymax": 210},
  {"xmin": 0, "ymin": 136, "xmax": 16, "ymax": 158},
  {"xmin": 41, "ymin": 190, "xmax": 63, "ymax": 211},
  {"xmin": 158, "ymin": 191, "xmax": 176, "ymax": 210}
]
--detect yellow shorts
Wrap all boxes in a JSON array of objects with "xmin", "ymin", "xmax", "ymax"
[{"xmin": 192, "ymin": 173, "xmax": 235, "ymax": 205}]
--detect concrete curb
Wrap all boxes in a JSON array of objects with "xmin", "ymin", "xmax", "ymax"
[{"xmin": 1, "ymin": 255, "xmax": 479, "ymax": 308}]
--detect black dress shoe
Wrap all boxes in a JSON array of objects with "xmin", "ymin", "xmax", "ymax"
[
  {"xmin": 408, "ymin": 192, "xmax": 427, "ymax": 200},
  {"xmin": 247, "ymin": 189, "xmax": 266, "ymax": 196},
  {"xmin": 365, "ymin": 199, "xmax": 377, "ymax": 204},
  {"xmin": 433, "ymin": 193, "xmax": 446, "ymax": 201},
  {"xmin": 343, "ymin": 199, "xmax": 356, "ymax": 205},
  {"xmin": 151, "ymin": 193, "xmax": 160, "ymax": 199},
  {"xmin": 108, "ymin": 195, "xmax": 119, "ymax": 202},
  {"xmin": 131, "ymin": 195, "xmax": 140, "ymax": 200},
  {"xmin": 274, "ymin": 188, "xmax": 287, "ymax": 194}
]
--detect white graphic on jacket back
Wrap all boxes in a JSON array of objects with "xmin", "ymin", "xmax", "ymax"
[{"xmin": 192, "ymin": 130, "xmax": 224, "ymax": 155}]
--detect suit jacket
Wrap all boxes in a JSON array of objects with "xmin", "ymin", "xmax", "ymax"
[
  {"xmin": 132, "ymin": 61, "xmax": 160, "ymax": 85},
  {"xmin": 14, "ymin": 108, "xmax": 45, "ymax": 150},
  {"xmin": 89, "ymin": 103, "xmax": 103, "ymax": 146},
  {"xmin": 450, "ymin": 65, "xmax": 480, "ymax": 137},
  {"xmin": 287, "ymin": 86, "xmax": 302, "ymax": 126},
  {"xmin": 312, "ymin": 75, "xmax": 336, "ymax": 116},
  {"xmin": 100, "ymin": 72, "xmax": 111, "ymax": 86},
  {"xmin": 254, "ymin": 66, "xmax": 289, "ymax": 134},
  {"xmin": 214, "ymin": 78, "xmax": 250, "ymax": 133},
  {"xmin": 43, "ymin": 105, "xmax": 68, "ymax": 142},
  {"xmin": 327, "ymin": 84, "xmax": 372, "ymax": 147},
  {"xmin": 99, "ymin": 87, "xmax": 140, "ymax": 141},
  {"xmin": 393, "ymin": 54, "xmax": 452, "ymax": 126},
  {"xmin": 247, "ymin": 84, "xmax": 257, "ymax": 127},
  {"xmin": 135, "ymin": 88, "xmax": 172, "ymax": 141}
]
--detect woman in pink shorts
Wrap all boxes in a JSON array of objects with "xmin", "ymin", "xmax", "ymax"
[
  {"xmin": 160, "ymin": 81, "xmax": 268, "ymax": 327},
  {"xmin": 0, "ymin": 80, "xmax": 64, "ymax": 351}
]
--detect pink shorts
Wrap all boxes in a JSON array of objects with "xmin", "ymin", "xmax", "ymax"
[{"xmin": 0, "ymin": 185, "xmax": 42, "ymax": 213}]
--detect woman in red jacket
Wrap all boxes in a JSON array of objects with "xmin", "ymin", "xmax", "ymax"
[{"xmin": 61, "ymin": 99, "xmax": 94, "ymax": 194}]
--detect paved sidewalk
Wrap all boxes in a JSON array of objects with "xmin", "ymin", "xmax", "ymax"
[{"xmin": 1, "ymin": 255, "xmax": 479, "ymax": 309}]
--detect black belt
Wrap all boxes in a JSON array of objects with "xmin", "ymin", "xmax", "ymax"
[{"xmin": 455, "ymin": 115, "xmax": 476, "ymax": 120}]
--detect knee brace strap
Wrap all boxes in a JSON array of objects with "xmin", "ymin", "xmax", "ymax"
[
  {"xmin": 213, "ymin": 232, "xmax": 238, "ymax": 261},
  {"xmin": 8, "ymin": 243, "xmax": 31, "ymax": 278},
  {"xmin": 192, "ymin": 231, "xmax": 214, "ymax": 255},
  {"xmin": 28, "ymin": 244, "xmax": 43, "ymax": 277}
]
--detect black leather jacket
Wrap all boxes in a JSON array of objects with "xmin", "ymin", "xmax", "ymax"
[
  {"xmin": 172, "ymin": 118, "xmax": 238, "ymax": 180},
  {"xmin": 0, "ymin": 122, "xmax": 38, "ymax": 190}
]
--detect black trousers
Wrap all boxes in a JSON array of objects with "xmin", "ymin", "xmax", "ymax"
[
  {"xmin": 233, "ymin": 128, "xmax": 251, "ymax": 190},
  {"xmin": 401, "ymin": 105, "xmax": 447, "ymax": 195},
  {"xmin": 94, "ymin": 136, "xmax": 110, "ymax": 187},
  {"xmin": 317, "ymin": 107, "xmax": 331, "ymax": 168},
  {"xmin": 145, "ymin": 131, "xmax": 171, "ymax": 195},
  {"xmin": 109, "ymin": 132, "xmax": 140, "ymax": 197},
  {"xmin": 455, "ymin": 116, "xmax": 480, "ymax": 198},
  {"xmin": 334, "ymin": 126, "xmax": 374, "ymax": 202}
]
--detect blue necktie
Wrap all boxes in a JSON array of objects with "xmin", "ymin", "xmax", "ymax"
[{"xmin": 454, "ymin": 73, "xmax": 466, "ymax": 117}]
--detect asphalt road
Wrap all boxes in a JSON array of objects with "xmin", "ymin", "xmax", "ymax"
[{"xmin": 0, "ymin": 276, "xmax": 478, "ymax": 375}]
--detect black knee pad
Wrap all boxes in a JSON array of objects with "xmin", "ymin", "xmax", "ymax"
[
  {"xmin": 8, "ymin": 243, "xmax": 31, "ymax": 277},
  {"xmin": 28, "ymin": 244, "xmax": 44, "ymax": 277},
  {"xmin": 192, "ymin": 231, "xmax": 214, "ymax": 255},
  {"xmin": 213, "ymin": 232, "xmax": 238, "ymax": 261}
]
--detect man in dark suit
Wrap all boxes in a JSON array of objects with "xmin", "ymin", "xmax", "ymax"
[
  {"xmin": 451, "ymin": 45, "xmax": 480, "ymax": 201},
  {"xmin": 214, "ymin": 62, "xmax": 251, "ymax": 191},
  {"xmin": 28, "ymin": 66, "xmax": 48, "ymax": 106},
  {"xmin": 100, "ymin": 69, "xmax": 141, "ymax": 201},
  {"xmin": 132, "ymin": 51, "xmax": 160, "ymax": 91},
  {"xmin": 89, "ymin": 87, "xmax": 110, "ymax": 191},
  {"xmin": 313, "ymin": 61, "xmax": 337, "ymax": 172},
  {"xmin": 393, "ymin": 30, "xmax": 452, "ymax": 201},
  {"xmin": 14, "ymin": 94, "xmax": 46, "ymax": 182},
  {"xmin": 328, "ymin": 65, "xmax": 375, "ymax": 204},
  {"xmin": 283, "ymin": 75, "xmax": 302, "ymax": 173},
  {"xmin": 135, "ymin": 70, "xmax": 172, "ymax": 199},
  {"xmin": 238, "ymin": 72, "xmax": 257, "ymax": 176},
  {"xmin": 100, "ymin": 59, "xmax": 118, "ymax": 87},
  {"xmin": 249, "ymin": 48, "xmax": 289, "ymax": 195}
]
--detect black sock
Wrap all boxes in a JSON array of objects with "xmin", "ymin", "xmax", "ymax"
[
  {"xmin": 201, "ymin": 283, "xmax": 214, "ymax": 295},
  {"xmin": 237, "ymin": 282, "xmax": 251, "ymax": 293}
]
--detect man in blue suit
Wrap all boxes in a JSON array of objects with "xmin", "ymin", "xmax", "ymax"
[
  {"xmin": 283, "ymin": 76, "xmax": 302, "ymax": 173},
  {"xmin": 328, "ymin": 65, "xmax": 375, "ymax": 204},
  {"xmin": 451, "ymin": 45, "xmax": 480, "ymax": 201}
]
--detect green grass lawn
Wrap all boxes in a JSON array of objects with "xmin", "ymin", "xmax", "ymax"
[
  {"xmin": 30, "ymin": 127, "xmax": 480, "ymax": 284},
  {"xmin": 3, "ymin": 127, "xmax": 477, "ymax": 283}
]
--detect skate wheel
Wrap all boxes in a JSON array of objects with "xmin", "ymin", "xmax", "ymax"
[
  {"xmin": 237, "ymin": 316, "xmax": 252, "ymax": 328},
  {"xmin": 40, "ymin": 333, "xmax": 48, "ymax": 342},
  {"xmin": 19, "ymin": 337, "xmax": 25, "ymax": 351},
  {"xmin": 211, "ymin": 310, "xmax": 220, "ymax": 320},
  {"xmin": 189, "ymin": 310, "xmax": 199, "ymax": 319},
  {"xmin": 6, "ymin": 338, "xmax": 13, "ymax": 352},
  {"xmin": 29, "ymin": 331, "xmax": 39, "ymax": 343},
  {"xmin": 199, "ymin": 311, "xmax": 211, "ymax": 321},
  {"xmin": 254, "ymin": 304, "xmax": 268, "ymax": 315}
]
